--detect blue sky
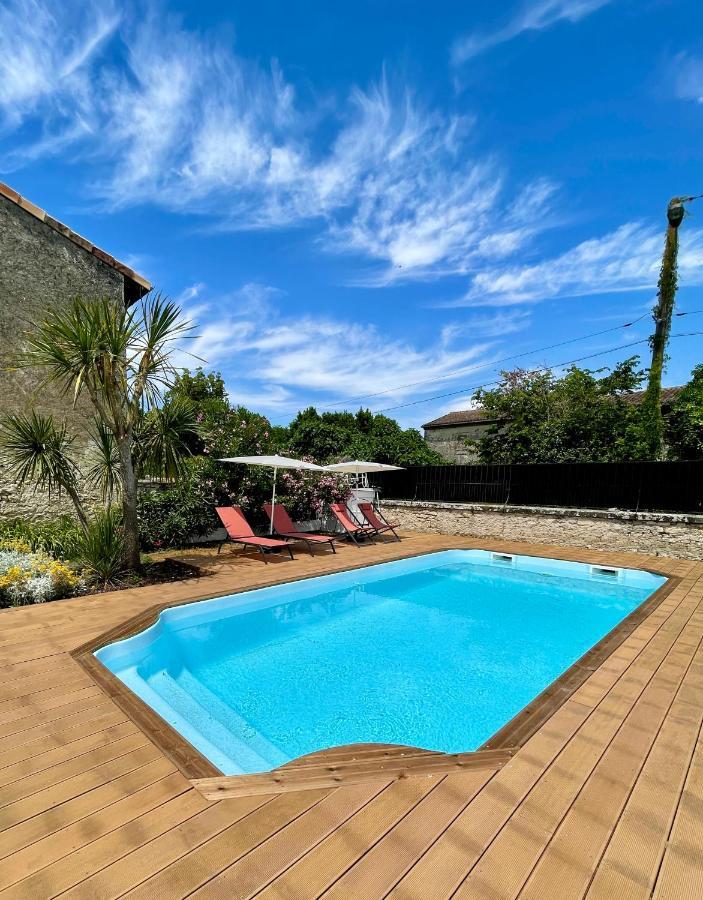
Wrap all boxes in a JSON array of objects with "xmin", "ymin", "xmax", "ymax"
[{"xmin": 2, "ymin": 0, "xmax": 702, "ymax": 428}]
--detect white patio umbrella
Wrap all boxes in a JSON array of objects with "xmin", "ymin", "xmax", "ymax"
[
  {"xmin": 325, "ymin": 460, "xmax": 405, "ymax": 510},
  {"xmin": 325, "ymin": 460, "xmax": 404, "ymax": 475},
  {"xmin": 218, "ymin": 455, "xmax": 326, "ymax": 533}
]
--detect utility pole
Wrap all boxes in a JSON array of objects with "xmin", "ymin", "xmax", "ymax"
[{"xmin": 640, "ymin": 195, "xmax": 698, "ymax": 458}]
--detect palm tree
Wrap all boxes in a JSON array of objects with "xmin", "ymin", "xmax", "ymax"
[
  {"xmin": 1, "ymin": 411, "xmax": 88, "ymax": 529},
  {"xmin": 11, "ymin": 293, "xmax": 195, "ymax": 569}
]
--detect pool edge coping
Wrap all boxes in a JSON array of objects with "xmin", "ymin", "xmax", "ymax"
[{"xmin": 71, "ymin": 544, "xmax": 680, "ymax": 795}]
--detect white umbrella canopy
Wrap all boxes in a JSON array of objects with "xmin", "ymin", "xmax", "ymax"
[
  {"xmin": 218, "ymin": 455, "xmax": 326, "ymax": 533},
  {"xmin": 324, "ymin": 460, "xmax": 404, "ymax": 475}
]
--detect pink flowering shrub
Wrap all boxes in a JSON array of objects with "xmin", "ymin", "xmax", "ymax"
[{"xmin": 276, "ymin": 466, "xmax": 349, "ymax": 522}]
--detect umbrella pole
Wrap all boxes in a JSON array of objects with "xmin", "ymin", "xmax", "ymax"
[{"xmin": 270, "ymin": 466, "xmax": 277, "ymax": 534}]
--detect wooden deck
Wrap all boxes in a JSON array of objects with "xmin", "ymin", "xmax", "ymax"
[{"xmin": 0, "ymin": 532, "xmax": 701, "ymax": 898}]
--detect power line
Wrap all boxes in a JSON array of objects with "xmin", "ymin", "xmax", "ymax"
[
  {"xmin": 373, "ymin": 330, "xmax": 703, "ymax": 414},
  {"xmin": 318, "ymin": 313, "xmax": 652, "ymax": 410},
  {"xmin": 265, "ymin": 310, "xmax": 703, "ymax": 424},
  {"xmin": 266, "ymin": 311, "xmax": 651, "ymax": 423}
]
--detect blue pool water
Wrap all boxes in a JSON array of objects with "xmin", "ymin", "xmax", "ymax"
[{"xmin": 96, "ymin": 550, "xmax": 665, "ymax": 775}]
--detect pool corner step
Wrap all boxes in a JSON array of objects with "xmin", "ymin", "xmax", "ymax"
[{"xmin": 192, "ymin": 743, "xmax": 513, "ymax": 799}]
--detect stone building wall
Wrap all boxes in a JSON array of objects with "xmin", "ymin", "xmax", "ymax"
[
  {"xmin": 0, "ymin": 194, "xmax": 126, "ymax": 521},
  {"xmin": 423, "ymin": 422, "xmax": 494, "ymax": 463},
  {"xmin": 383, "ymin": 499, "xmax": 703, "ymax": 561}
]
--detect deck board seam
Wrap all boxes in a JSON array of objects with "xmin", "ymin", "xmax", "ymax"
[
  {"xmin": 443, "ymin": 589, "xmax": 703, "ymax": 897},
  {"xmin": 516, "ymin": 609, "xmax": 703, "ymax": 898}
]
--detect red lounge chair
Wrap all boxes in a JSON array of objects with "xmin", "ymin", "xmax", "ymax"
[
  {"xmin": 216, "ymin": 506, "xmax": 294, "ymax": 562},
  {"xmin": 263, "ymin": 504, "xmax": 337, "ymax": 555},
  {"xmin": 358, "ymin": 502, "xmax": 401, "ymax": 541},
  {"xmin": 329, "ymin": 502, "xmax": 376, "ymax": 546}
]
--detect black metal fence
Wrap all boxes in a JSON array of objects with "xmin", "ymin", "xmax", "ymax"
[{"xmin": 370, "ymin": 461, "xmax": 703, "ymax": 514}]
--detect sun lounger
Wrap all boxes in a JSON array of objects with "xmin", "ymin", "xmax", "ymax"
[
  {"xmin": 329, "ymin": 502, "xmax": 376, "ymax": 546},
  {"xmin": 263, "ymin": 503, "xmax": 337, "ymax": 555},
  {"xmin": 358, "ymin": 502, "xmax": 401, "ymax": 541},
  {"xmin": 216, "ymin": 506, "xmax": 294, "ymax": 562}
]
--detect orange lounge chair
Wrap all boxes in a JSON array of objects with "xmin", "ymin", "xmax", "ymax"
[
  {"xmin": 263, "ymin": 503, "xmax": 337, "ymax": 555},
  {"xmin": 329, "ymin": 502, "xmax": 376, "ymax": 546},
  {"xmin": 358, "ymin": 502, "xmax": 401, "ymax": 541},
  {"xmin": 216, "ymin": 506, "xmax": 294, "ymax": 562}
]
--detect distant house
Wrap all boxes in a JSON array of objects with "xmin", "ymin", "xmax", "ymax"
[
  {"xmin": 423, "ymin": 409, "xmax": 502, "ymax": 463},
  {"xmin": 0, "ymin": 182, "xmax": 151, "ymax": 520},
  {"xmin": 423, "ymin": 387, "xmax": 684, "ymax": 463}
]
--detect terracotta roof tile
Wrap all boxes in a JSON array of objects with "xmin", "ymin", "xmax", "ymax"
[{"xmin": 0, "ymin": 181, "xmax": 151, "ymax": 301}]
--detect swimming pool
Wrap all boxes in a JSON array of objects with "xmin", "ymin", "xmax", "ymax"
[{"xmin": 96, "ymin": 550, "xmax": 665, "ymax": 775}]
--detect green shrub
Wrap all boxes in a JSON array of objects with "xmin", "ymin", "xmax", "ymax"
[
  {"xmin": 0, "ymin": 516, "xmax": 82, "ymax": 559},
  {"xmin": 138, "ymin": 457, "xmax": 225, "ymax": 551},
  {"xmin": 74, "ymin": 507, "xmax": 126, "ymax": 585}
]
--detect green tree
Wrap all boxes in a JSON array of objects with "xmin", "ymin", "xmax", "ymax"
[
  {"xmin": 4, "ymin": 294, "xmax": 195, "ymax": 569},
  {"xmin": 666, "ymin": 365, "xmax": 703, "ymax": 459},
  {"xmin": 166, "ymin": 368, "xmax": 273, "ymax": 458},
  {"xmin": 473, "ymin": 359, "xmax": 646, "ymax": 464},
  {"xmin": 287, "ymin": 407, "xmax": 443, "ymax": 465}
]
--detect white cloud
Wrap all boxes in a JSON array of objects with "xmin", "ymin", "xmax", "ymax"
[
  {"xmin": 0, "ymin": 1, "xmax": 556, "ymax": 282},
  {"xmin": 173, "ymin": 284, "xmax": 499, "ymax": 419},
  {"xmin": 451, "ymin": 0, "xmax": 614, "ymax": 65},
  {"xmin": 451, "ymin": 221, "xmax": 703, "ymax": 306},
  {"xmin": 0, "ymin": 0, "xmax": 119, "ymax": 131},
  {"xmin": 673, "ymin": 54, "xmax": 703, "ymax": 104}
]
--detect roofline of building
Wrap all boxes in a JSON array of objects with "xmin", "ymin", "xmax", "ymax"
[
  {"xmin": 423, "ymin": 417, "xmax": 500, "ymax": 429},
  {"xmin": 0, "ymin": 182, "xmax": 152, "ymax": 304}
]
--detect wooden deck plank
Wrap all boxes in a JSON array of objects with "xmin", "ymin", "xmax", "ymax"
[
  {"xmin": 450, "ymin": 594, "xmax": 703, "ymax": 898},
  {"xmin": 32, "ymin": 793, "xmax": 210, "ymax": 899},
  {"xmin": 0, "ymin": 744, "xmax": 165, "ymax": 831},
  {"xmin": 0, "ymin": 721, "xmax": 138, "ymax": 788},
  {"xmin": 190, "ymin": 781, "xmax": 391, "ymax": 898},
  {"xmin": 520, "ymin": 627, "xmax": 703, "ymax": 898},
  {"xmin": 0, "ymin": 534, "xmax": 699, "ymax": 899},
  {"xmin": 120, "ymin": 790, "xmax": 330, "ymax": 898},
  {"xmin": 652, "ymin": 728, "xmax": 703, "ymax": 898},
  {"xmin": 321, "ymin": 768, "xmax": 496, "ymax": 899},
  {"xmin": 0, "ymin": 732, "xmax": 151, "ymax": 810},
  {"xmin": 0, "ymin": 711, "xmax": 130, "ymax": 772},
  {"xmin": 58, "ymin": 795, "xmax": 274, "ymax": 900},
  {"xmin": 0, "ymin": 771, "xmax": 189, "ymax": 894},
  {"xmin": 585, "ymin": 659, "xmax": 703, "ymax": 898},
  {"xmin": 257, "ymin": 775, "xmax": 441, "ymax": 900}
]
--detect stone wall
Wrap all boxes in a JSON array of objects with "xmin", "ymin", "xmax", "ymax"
[
  {"xmin": 383, "ymin": 500, "xmax": 703, "ymax": 561},
  {"xmin": 0, "ymin": 195, "xmax": 126, "ymax": 522},
  {"xmin": 423, "ymin": 423, "xmax": 494, "ymax": 463}
]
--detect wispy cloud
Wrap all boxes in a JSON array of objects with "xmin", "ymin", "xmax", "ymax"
[
  {"xmin": 0, "ymin": 1, "xmax": 556, "ymax": 282},
  {"xmin": 449, "ymin": 222, "xmax": 703, "ymax": 307},
  {"xmin": 173, "ymin": 283, "xmax": 498, "ymax": 418},
  {"xmin": 673, "ymin": 54, "xmax": 703, "ymax": 104},
  {"xmin": 0, "ymin": 0, "xmax": 119, "ymax": 132},
  {"xmin": 451, "ymin": 0, "xmax": 614, "ymax": 65}
]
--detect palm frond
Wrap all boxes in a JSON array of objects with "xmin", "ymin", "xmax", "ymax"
[
  {"xmin": 85, "ymin": 420, "xmax": 122, "ymax": 504},
  {"xmin": 135, "ymin": 398, "xmax": 199, "ymax": 480},
  {"xmin": 0, "ymin": 412, "xmax": 80, "ymax": 496}
]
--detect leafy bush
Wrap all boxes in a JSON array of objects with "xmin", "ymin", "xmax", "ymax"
[
  {"xmin": 137, "ymin": 455, "xmax": 350, "ymax": 549},
  {"xmin": 138, "ymin": 457, "xmax": 226, "ymax": 550},
  {"xmin": 0, "ymin": 540, "xmax": 79, "ymax": 607},
  {"xmin": 74, "ymin": 507, "xmax": 126, "ymax": 585},
  {"xmin": 666, "ymin": 365, "xmax": 703, "ymax": 460},
  {"xmin": 278, "ymin": 468, "xmax": 349, "ymax": 521},
  {"xmin": 0, "ymin": 517, "xmax": 82, "ymax": 559}
]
